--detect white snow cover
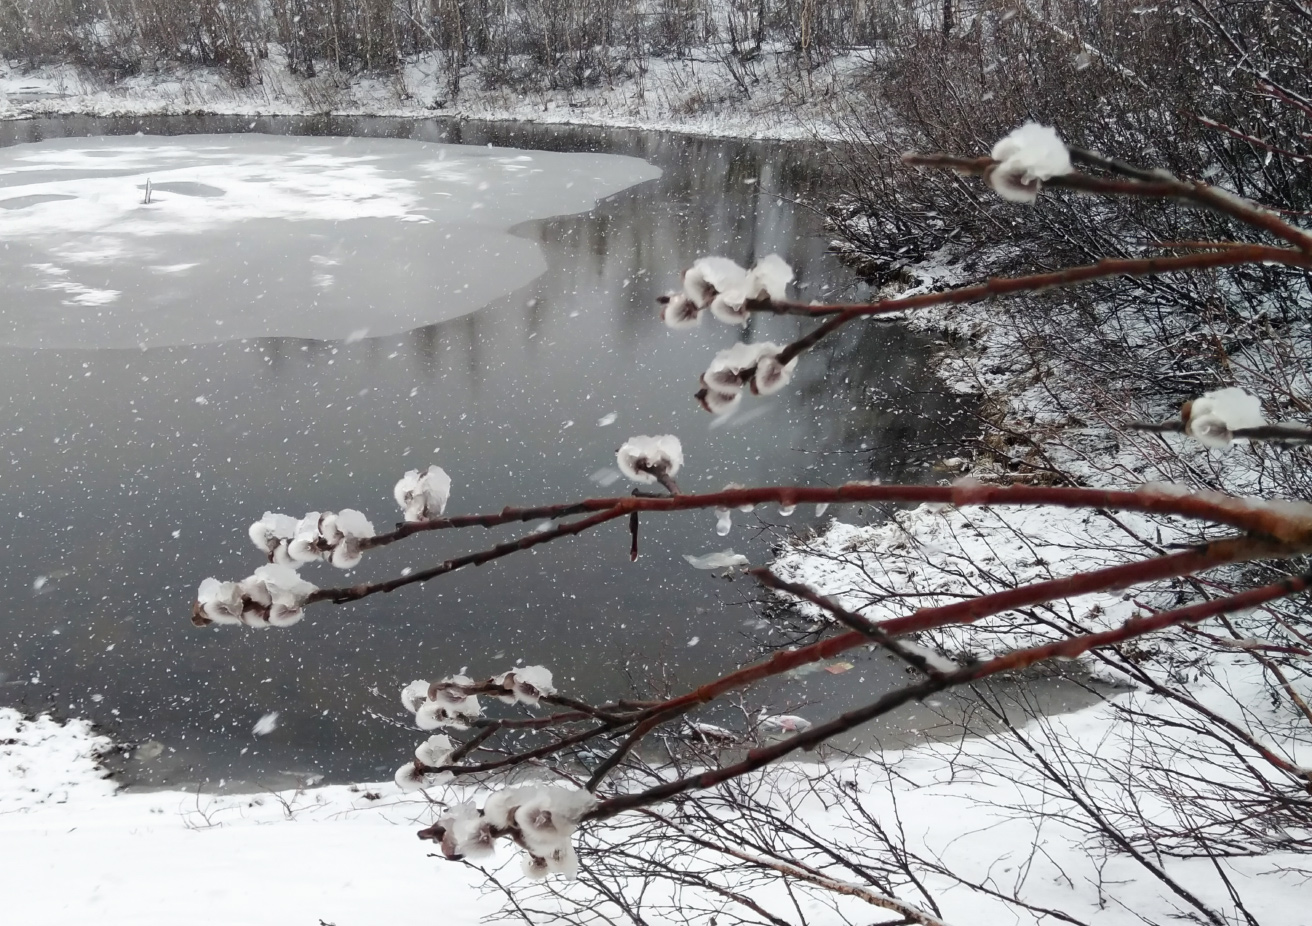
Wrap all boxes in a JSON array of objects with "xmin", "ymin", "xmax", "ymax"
[
  {"xmin": 0, "ymin": 133, "xmax": 659, "ymax": 349},
  {"xmin": 616, "ymin": 434, "xmax": 683, "ymax": 484},
  {"xmin": 4, "ymin": 704, "xmax": 1309, "ymax": 924},
  {"xmin": 0, "ymin": 708, "xmax": 508, "ymax": 923},
  {"xmin": 394, "ymin": 465, "xmax": 452, "ymax": 522},
  {"xmin": 766, "ymin": 324, "xmax": 1311, "ymax": 924},
  {"xmin": 0, "ymin": 49, "xmax": 852, "ymax": 141},
  {"xmin": 987, "ymin": 122, "xmax": 1073, "ymax": 203},
  {"xmin": 1186, "ymin": 386, "xmax": 1267, "ymax": 448}
]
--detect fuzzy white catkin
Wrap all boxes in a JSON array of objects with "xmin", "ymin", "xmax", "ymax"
[
  {"xmin": 400, "ymin": 679, "xmax": 430, "ymax": 712},
  {"xmin": 683, "ymin": 257, "xmax": 749, "ymax": 308},
  {"xmin": 394, "ymin": 762, "xmax": 426, "ymax": 792},
  {"xmin": 414, "ymin": 733, "xmax": 455, "ymax": 767},
  {"xmin": 247, "ymin": 512, "xmax": 298, "ymax": 554},
  {"xmin": 616, "ymin": 435, "xmax": 684, "ymax": 484},
  {"xmin": 1186, "ymin": 387, "xmax": 1266, "ymax": 448},
  {"xmin": 988, "ymin": 123, "xmax": 1073, "ymax": 203},
  {"xmin": 394, "ymin": 465, "xmax": 452, "ymax": 521}
]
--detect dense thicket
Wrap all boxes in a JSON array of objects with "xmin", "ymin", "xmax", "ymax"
[
  {"xmin": 0, "ymin": 0, "xmax": 901, "ymax": 85},
  {"xmin": 828, "ymin": 0, "xmax": 1312, "ymax": 477},
  {"xmin": 832, "ymin": 0, "xmax": 1312, "ymax": 268}
]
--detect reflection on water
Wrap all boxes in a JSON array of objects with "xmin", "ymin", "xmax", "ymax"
[{"xmin": 0, "ymin": 115, "xmax": 973, "ymax": 789}]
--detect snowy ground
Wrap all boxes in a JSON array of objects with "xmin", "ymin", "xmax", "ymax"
[
  {"xmin": 0, "ymin": 46, "xmax": 862, "ymax": 140},
  {"xmin": 7, "ymin": 688, "xmax": 1306, "ymax": 926},
  {"xmin": 762, "ymin": 250, "xmax": 1312, "ymax": 921},
  {"xmin": 1, "ymin": 709, "xmax": 507, "ymax": 924}
]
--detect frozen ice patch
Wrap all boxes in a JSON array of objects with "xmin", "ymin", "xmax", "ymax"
[{"xmin": 0, "ymin": 134, "xmax": 660, "ymax": 349}]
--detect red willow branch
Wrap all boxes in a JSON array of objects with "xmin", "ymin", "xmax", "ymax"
[
  {"xmin": 1128, "ymin": 420, "xmax": 1312, "ymax": 444},
  {"xmin": 414, "ymin": 534, "xmax": 1278, "ymax": 789},
  {"xmin": 307, "ymin": 504, "xmax": 629, "ymax": 604},
  {"xmin": 740, "ymin": 245, "xmax": 1312, "ymax": 323},
  {"xmin": 584, "ymin": 570, "xmax": 1312, "ymax": 823},
  {"xmin": 903, "ymin": 152, "xmax": 1312, "ymax": 254},
  {"xmin": 713, "ymin": 243, "xmax": 1312, "ymax": 387},
  {"xmin": 303, "ymin": 482, "xmax": 1312, "ymax": 606}
]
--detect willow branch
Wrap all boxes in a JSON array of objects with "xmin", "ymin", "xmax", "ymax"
[
  {"xmin": 750, "ymin": 569, "xmax": 948, "ymax": 679},
  {"xmin": 422, "ymin": 536, "xmax": 1272, "ymax": 786},
  {"xmin": 302, "ymin": 483, "xmax": 1312, "ymax": 608},
  {"xmin": 307, "ymin": 504, "xmax": 629, "ymax": 604},
  {"xmin": 742, "ymin": 246, "xmax": 1310, "ymax": 322},
  {"xmin": 1128, "ymin": 420, "xmax": 1312, "ymax": 444},
  {"xmin": 587, "ymin": 570, "xmax": 1312, "ymax": 821},
  {"xmin": 903, "ymin": 152, "xmax": 1312, "ymax": 254}
]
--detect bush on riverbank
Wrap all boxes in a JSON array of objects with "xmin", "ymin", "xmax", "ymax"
[{"xmin": 0, "ymin": 0, "xmax": 895, "ymax": 88}]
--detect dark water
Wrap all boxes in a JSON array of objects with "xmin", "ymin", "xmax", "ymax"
[{"xmin": 0, "ymin": 115, "xmax": 979, "ymax": 789}]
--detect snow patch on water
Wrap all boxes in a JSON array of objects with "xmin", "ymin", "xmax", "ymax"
[{"xmin": 0, "ymin": 133, "xmax": 660, "ymax": 348}]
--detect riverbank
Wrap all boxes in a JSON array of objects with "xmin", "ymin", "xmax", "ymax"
[
  {"xmin": 1, "ymin": 708, "xmax": 501, "ymax": 924},
  {"xmin": 0, "ymin": 45, "xmax": 862, "ymax": 140},
  {"xmin": 764, "ymin": 238, "xmax": 1310, "ymax": 922}
]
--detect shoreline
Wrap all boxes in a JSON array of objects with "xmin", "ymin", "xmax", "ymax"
[{"xmin": 0, "ymin": 51, "xmax": 855, "ymax": 142}]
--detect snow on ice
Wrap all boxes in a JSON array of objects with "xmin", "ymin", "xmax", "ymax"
[{"xmin": 0, "ymin": 133, "xmax": 659, "ymax": 348}]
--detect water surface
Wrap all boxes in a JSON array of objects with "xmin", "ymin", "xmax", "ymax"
[{"xmin": 0, "ymin": 115, "xmax": 979, "ymax": 789}]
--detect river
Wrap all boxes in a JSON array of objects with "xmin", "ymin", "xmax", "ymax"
[{"xmin": 0, "ymin": 115, "xmax": 984, "ymax": 789}]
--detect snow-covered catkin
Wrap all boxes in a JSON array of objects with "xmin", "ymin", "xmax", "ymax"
[
  {"xmin": 616, "ymin": 435, "xmax": 684, "ymax": 484},
  {"xmin": 660, "ymin": 292, "xmax": 702, "ymax": 329},
  {"xmin": 1183, "ymin": 387, "xmax": 1266, "ymax": 449},
  {"xmin": 987, "ymin": 123, "xmax": 1073, "ymax": 204},
  {"xmin": 394, "ymin": 465, "xmax": 452, "ymax": 521},
  {"xmin": 405, "ymin": 675, "xmax": 483, "ymax": 730},
  {"xmin": 696, "ymin": 341, "xmax": 794, "ymax": 412},
  {"xmin": 493, "ymin": 665, "xmax": 556, "ymax": 706},
  {"xmin": 673, "ymin": 255, "xmax": 794, "ymax": 327},
  {"xmin": 281, "ymin": 509, "xmax": 375, "ymax": 569},
  {"xmin": 473, "ymin": 784, "xmax": 596, "ymax": 878},
  {"xmin": 195, "ymin": 565, "xmax": 317, "ymax": 629},
  {"xmin": 247, "ymin": 511, "xmax": 299, "ymax": 564}
]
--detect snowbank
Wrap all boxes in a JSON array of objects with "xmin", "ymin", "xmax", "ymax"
[{"xmin": 1, "ymin": 708, "xmax": 502, "ymax": 925}]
